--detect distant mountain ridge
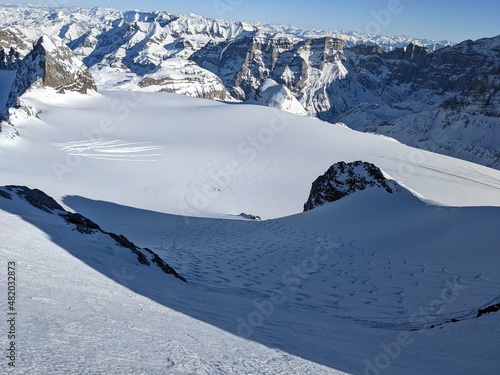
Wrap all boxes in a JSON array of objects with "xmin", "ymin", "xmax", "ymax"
[
  {"xmin": 0, "ymin": 5, "xmax": 498, "ymax": 169},
  {"xmin": 0, "ymin": 5, "xmax": 452, "ymax": 53}
]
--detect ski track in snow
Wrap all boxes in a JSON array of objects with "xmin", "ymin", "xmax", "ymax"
[
  {"xmin": 158, "ymin": 218, "xmax": 494, "ymax": 332},
  {"xmin": 53, "ymin": 139, "xmax": 163, "ymax": 161}
]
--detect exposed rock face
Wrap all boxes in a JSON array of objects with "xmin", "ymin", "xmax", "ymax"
[
  {"xmin": 337, "ymin": 36, "xmax": 500, "ymax": 169},
  {"xmin": 0, "ymin": 29, "xmax": 30, "ymax": 57},
  {"xmin": 2, "ymin": 185, "xmax": 187, "ymax": 283},
  {"xmin": 477, "ymin": 303, "xmax": 500, "ymax": 318},
  {"xmin": 7, "ymin": 185, "xmax": 64, "ymax": 213},
  {"xmin": 8, "ymin": 36, "xmax": 95, "ymax": 100},
  {"xmin": 0, "ymin": 47, "xmax": 21, "ymax": 70},
  {"xmin": 2, "ymin": 35, "xmax": 96, "ymax": 121},
  {"xmin": 191, "ymin": 36, "xmax": 346, "ymax": 103},
  {"xmin": 192, "ymin": 34, "xmax": 499, "ymax": 170},
  {"xmin": 303, "ymin": 161, "xmax": 397, "ymax": 211}
]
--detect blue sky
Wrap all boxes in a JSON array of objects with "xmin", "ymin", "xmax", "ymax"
[{"xmin": 4, "ymin": 0, "xmax": 500, "ymax": 42}]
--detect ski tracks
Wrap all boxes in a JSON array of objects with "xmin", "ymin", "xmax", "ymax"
[{"xmin": 157, "ymin": 217, "xmax": 496, "ymax": 332}]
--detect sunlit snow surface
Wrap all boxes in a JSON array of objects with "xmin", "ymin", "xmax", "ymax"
[
  {"xmin": 2, "ymin": 89, "xmax": 499, "ymax": 218},
  {"xmin": 1, "ymin": 89, "xmax": 500, "ymax": 374}
]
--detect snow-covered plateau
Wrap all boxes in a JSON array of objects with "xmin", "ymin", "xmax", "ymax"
[{"xmin": 0, "ymin": 4, "xmax": 500, "ymax": 375}]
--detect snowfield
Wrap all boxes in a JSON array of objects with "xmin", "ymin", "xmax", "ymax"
[
  {"xmin": 1, "ymin": 89, "xmax": 500, "ymax": 374},
  {"xmin": 1, "ymin": 89, "xmax": 499, "ymax": 220},
  {"xmin": 1, "ymin": 192, "xmax": 346, "ymax": 374}
]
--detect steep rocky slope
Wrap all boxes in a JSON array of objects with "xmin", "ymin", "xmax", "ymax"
[
  {"xmin": 1, "ymin": 35, "xmax": 95, "ymax": 122},
  {"xmin": 193, "ymin": 36, "xmax": 499, "ymax": 168}
]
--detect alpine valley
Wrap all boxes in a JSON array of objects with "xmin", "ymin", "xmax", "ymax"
[{"xmin": 0, "ymin": 4, "xmax": 499, "ymax": 375}]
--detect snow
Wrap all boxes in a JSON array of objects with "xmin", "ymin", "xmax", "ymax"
[
  {"xmin": 0, "ymin": 70, "xmax": 16, "ymax": 110},
  {"xmin": 252, "ymin": 79, "xmax": 308, "ymax": 116},
  {"xmin": 39, "ymin": 35, "xmax": 57, "ymax": 53},
  {"xmin": 0, "ymin": 193, "xmax": 344, "ymax": 374},
  {"xmin": 1, "ymin": 89, "xmax": 499, "ymax": 221},
  {"xmin": 1, "ymin": 169, "xmax": 500, "ymax": 374},
  {"xmin": 3, "ymin": 4, "xmax": 493, "ymax": 168},
  {"xmin": 0, "ymin": 8, "xmax": 499, "ymax": 372}
]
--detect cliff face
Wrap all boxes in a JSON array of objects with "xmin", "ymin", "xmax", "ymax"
[
  {"xmin": 191, "ymin": 36, "xmax": 346, "ymax": 102},
  {"xmin": 2, "ymin": 35, "xmax": 96, "ymax": 121},
  {"xmin": 137, "ymin": 59, "xmax": 232, "ymax": 101},
  {"xmin": 337, "ymin": 36, "xmax": 500, "ymax": 168},
  {"xmin": 8, "ymin": 36, "xmax": 96, "ymax": 100},
  {"xmin": 0, "ymin": 47, "xmax": 21, "ymax": 70},
  {"xmin": 191, "ymin": 35, "xmax": 500, "ymax": 168}
]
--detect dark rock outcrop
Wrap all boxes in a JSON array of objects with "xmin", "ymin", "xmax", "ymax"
[
  {"xmin": 0, "ymin": 189, "xmax": 12, "ymax": 200},
  {"xmin": 61, "ymin": 212, "xmax": 101, "ymax": 234},
  {"xmin": 0, "ymin": 46, "xmax": 21, "ymax": 70},
  {"xmin": 303, "ymin": 161, "xmax": 396, "ymax": 211},
  {"xmin": 1, "ymin": 186, "xmax": 187, "ymax": 282},
  {"xmin": 477, "ymin": 303, "xmax": 500, "ymax": 318},
  {"xmin": 144, "ymin": 248, "xmax": 187, "ymax": 282},
  {"xmin": 6, "ymin": 185, "xmax": 65, "ymax": 213}
]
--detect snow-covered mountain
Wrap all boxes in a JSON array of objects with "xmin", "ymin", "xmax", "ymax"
[
  {"xmin": 3, "ymin": 35, "xmax": 95, "ymax": 119},
  {"xmin": 1, "ymin": 5, "xmax": 500, "ymax": 374},
  {"xmin": 193, "ymin": 35, "xmax": 500, "ymax": 168},
  {"xmin": 1, "ymin": 74, "xmax": 500, "ymax": 374},
  {"xmin": 0, "ymin": 4, "xmax": 497, "ymax": 168},
  {"xmin": 1, "ymin": 88, "xmax": 499, "ymax": 374},
  {"xmin": 251, "ymin": 78, "xmax": 308, "ymax": 116}
]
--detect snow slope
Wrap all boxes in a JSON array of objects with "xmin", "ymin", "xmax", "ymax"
[
  {"xmin": 1, "ymin": 182, "xmax": 499, "ymax": 374},
  {"xmin": 1, "ymin": 89, "xmax": 500, "ymax": 374},
  {"xmin": 0, "ymin": 190, "xmax": 342, "ymax": 375},
  {"xmin": 2, "ymin": 5, "xmax": 496, "ymax": 169},
  {"xmin": 1, "ymin": 89, "xmax": 499, "ymax": 222},
  {"xmin": 252, "ymin": 79, "xmax": 308, "ymax": 116}
]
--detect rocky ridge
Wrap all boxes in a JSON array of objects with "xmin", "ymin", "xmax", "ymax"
[
  {"xmin": 1, "ymin": 35, "xmax": 96, "ymax": 123},
  {"xmin": 0, "ymin": 185, "xmax": 187, "ymax": 283}
]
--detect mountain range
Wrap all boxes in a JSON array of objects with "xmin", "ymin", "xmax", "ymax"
[
  {"xmin": 1, "ymin": 4, "xmax": 498, "ymax": 168},
  {"xmin": 1, "ymin": 5, "xmax": 500, "ymax": 374}
]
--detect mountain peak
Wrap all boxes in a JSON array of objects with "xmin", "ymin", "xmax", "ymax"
[{"xmin": 2, "ymin": 34, "xmax": 96, "ymax": 121}]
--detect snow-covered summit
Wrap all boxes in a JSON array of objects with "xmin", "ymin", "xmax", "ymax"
[
  {"xmin": 253, "ymin": 78, "xmax": 308, "ymax": 116},
  {"xmin": 0, "ymin": 4, "xmax": 451, "ymax": 52}
]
